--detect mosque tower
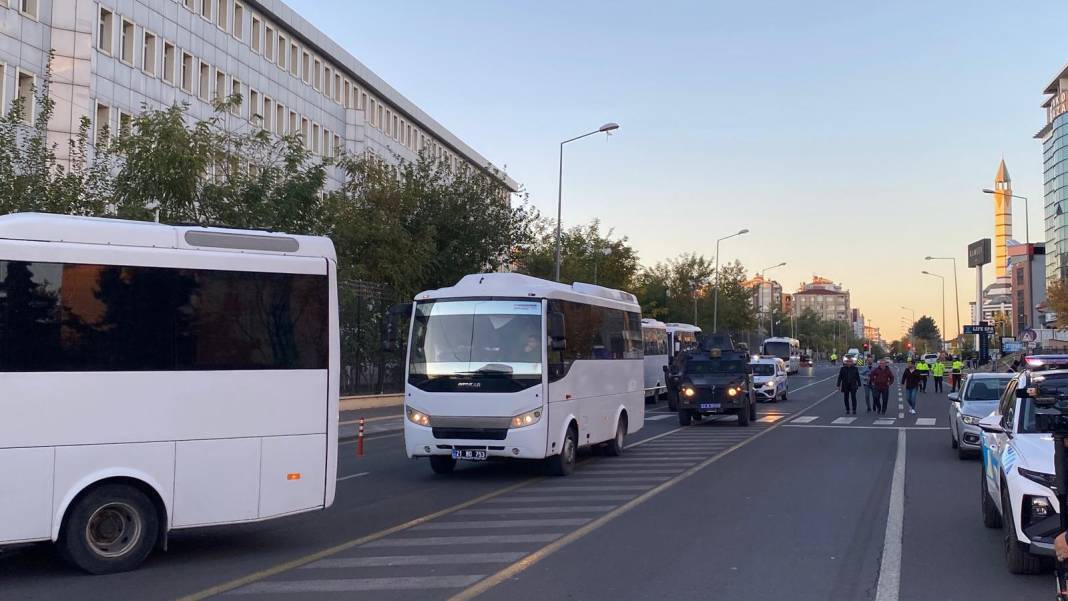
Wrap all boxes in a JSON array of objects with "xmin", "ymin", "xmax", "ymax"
[{"xmin": 992, "ymin": 159, "xmax": 1012, "ymax": 279}]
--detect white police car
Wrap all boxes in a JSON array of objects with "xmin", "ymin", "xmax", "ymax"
[
  {"xmin": 750, "ymin": 357, "xmax": 788, "ymax": 402},
  {"xmin": 978, "ymin": 356, "xmax": 1068, "ymax": 574}
]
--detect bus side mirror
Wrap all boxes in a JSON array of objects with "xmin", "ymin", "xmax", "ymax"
[
  {"xmin": 548, "ymin": 311, "xmax": 566, "ymax": 351},
  {"xmin": 382, "ymin": 302, "xmax": 413, "ymax": 353}
]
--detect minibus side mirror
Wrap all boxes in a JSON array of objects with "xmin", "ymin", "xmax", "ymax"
[
  {"xmin": 548, "ymin": 311, "xmax": 566, "ymax": 351},
  {"xmin": 382, "ymin": 302, "xmax": 413, "ymax": 353}
]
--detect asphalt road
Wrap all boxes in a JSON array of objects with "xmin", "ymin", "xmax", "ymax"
[{"xmin": 0, "ymin": 364, "xmax": 1055, "ymax": 600}]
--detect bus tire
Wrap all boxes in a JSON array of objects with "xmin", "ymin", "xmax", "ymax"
[
  {"xmin": 58, "ymin": 483, "xmax": 159, "ymax": 575},
  {"xmin": 547, "ymin": 427, "xmax": 577, "ymax": 476},
  {"xmin": 678, "ymin": 410, "xmax": 692, "ymax": 427},
  {"xmin": 429, "ymin": 456, "xmax": 457, "ymax": 474},
  {"xmin": 604, "ymin": 417, "xmax": 626, "ymax": 457}
]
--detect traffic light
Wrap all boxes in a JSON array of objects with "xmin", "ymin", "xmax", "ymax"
[
  {"xmin": 863, "ymin": 343, "xmax": 869, "ymax": 351},
  {"xmin": 906, "ymin": 342, "xmax": 912, "ymax": 349}
]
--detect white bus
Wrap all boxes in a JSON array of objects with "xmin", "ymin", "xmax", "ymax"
[
  {"xmin": 664, "ymin": 322, "xmax": 701, "ymax": 361},
  {"xmin": 761, "ymin": 336, "xmax": 801, "ymax": 374},
  {"xmin": 402, "ymin": 273, "xmax": 644, "ymax": 476},
  {"xmin": 641, "ymin": 318, "xmax": 669, "ymax": 402},
  {"xmin": 0, "ymin": 214, "xmax": 339, "ymax": 574}
]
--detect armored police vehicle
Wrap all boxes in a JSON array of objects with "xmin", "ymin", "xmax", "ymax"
[{"xmin": 667, "ymin": 348, "xmax": 757, "ymax": 427}]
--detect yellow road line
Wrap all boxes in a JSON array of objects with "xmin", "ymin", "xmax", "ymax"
[{"xmin": 447, "ymin": 385, "xmax": 840, "ymax": 601}]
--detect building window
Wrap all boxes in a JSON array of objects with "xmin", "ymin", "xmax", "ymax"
[
  {"xmin": 300, "ymin": 117, "xmax": 309, "ymax": 147},
  {"xmin": 264, "ymin": 25, "xmax": 275, "ymax": 62},
  {"xmin": 162, "ymin": 41, "xmax": 176, "ymax": 84},
  {"xmin": 248, "ymin": 88, "xmax": 260, "ymax": 124},
  {"xmin": 324, "ymin": 66, "xmax": 331, "ymax": 98},
  {"xmin": 360, "ymin": 92, "xmax": 367, "ymax": 111},
  {"xmin": 16, "ymin": 70, "xmax": 34, "ymax": 124},
  {"xmin": 343, "ymin": 80, "xmax": 351, "ymax": 108},
  {"xmin": 184, "ymin": 0, "xmax": 195, "ymax": 11},
  {"xmin": 94, "ymin": 101, "xmax": 110, "ymax": 144},
  {"xmin": 334, "ymin": 134, "xmax": 341, "ymax": 157},
  {"xmin": 301, "ymin": 51, "xmax": 311, "ymax": 84},
  {"xmin": 289, "ymin": 110, "xmax": 298, "ymax": 137},
  {"xmin": 142, "ymin": 31, "xmax": 158, "ymax": 77},
  {"xmin": 334, "ymin": 73, "xmax": 342, "ymax": 104},
  {"xmin": 120, "ymin": 19, "xmax": 135, "ymax": 65},
  {"xmin": 19, "ymin": 0, "xmax": 37, "ymax": 19},
  {"xmin": 214, "ymin": 69, "xmax": 225, "ymax": 102},
  {"xmin": 312, "ymin": 123, "xmax": 320, "ymax": 154},
  {"xmin": 233, "ymin": 1, "xmax": 244, "ymax": 40},
  {"xmin": 250, "ymin": 16, "xmax": 261, "ymax": 53},
  {"xmin": 198, "ymin": 60, "xmax": 210, "ymax": 101},
  {"xmin": 118, "ymin": 110, "xmax": 132, "ymax": 137},
  {"xmin": 376, "ymin": 104, "xmax": 382, "ymax": 129},
  {"xmin": 200, "ymin": 0, "xmax": 212, "ymax": 21},
  {"xmin": 277, "ymin": 34, "xmax": 287, "ymax": 70},
  {"xmin": 262, "ymin": 97, "xmax": 272, "ymax": 131},
  {"xmin": 275, "ymin": 103, "xmax": 285, "ymax": 135},
  {"xmin": 180, "ymin": 52, "xmax": 193, "ymax": 93},
  {"xmin": 313, "ymin": 58, "xmax": 321, "ymax": 91},
  {"xmin": 217, "ymin": 0, "xmax": 228, "ymax": 31},
  {"xmin": 289, "ymin": 43, "xmax": 299, "ymax": 77},
  {"xmin": 323, "ymin": 128, "xmax": 331, "ymax": 157},
  {"xmin": 230, "ymin": 78, "xmax": 242, "ymax": 115},
  {"xmin": 392, "ymin": 115, "xmax": 398, "ymax": 140},
  {"xmin": 98, "ymin": 8, "xmax": 114, "ymax": 55}
]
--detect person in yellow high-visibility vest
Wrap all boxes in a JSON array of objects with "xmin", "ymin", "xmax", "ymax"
[
  {"xmin": 931, "ymin": 358, "xmax": 946, "ymax": 393},
  {"xmin": 916, "ymin": 359, "xmax": 930, "ymax": 392},
  {"xmin": 951, "ymin": 357, "xmax": 964, "ymax": 392}
]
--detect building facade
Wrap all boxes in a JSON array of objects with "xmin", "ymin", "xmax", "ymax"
[
  {"xmin": 1037, "ymin": 65, "xmax": 1068, "ymax": 284},
  {"xmin": 0, "ymin": 0, "xmax": 518, "ymax": 190},
  {"xmin": 791, "ymin": 276, "xmax": 850, "ymax": 323},
  {"xmin": 1008, "ymin": 242, "xmax": 1046, "ymax": 335},
  {"xmin": 745, "ymin": 274, "xmax": 782, "ymax": 314}
]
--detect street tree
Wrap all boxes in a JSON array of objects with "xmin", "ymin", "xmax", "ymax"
[
  {"xmin": 1047, "ymin": 279, "xmax": 1068, "ymax": 328},
  {"xmin": 514, "ymin": 219, "xmax": 640, "ymax": 291},
  {"xmin": 911, "ymin": 315, "xmax": 941, "ymax": 351}
]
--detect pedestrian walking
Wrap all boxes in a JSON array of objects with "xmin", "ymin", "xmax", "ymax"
[
  {"xmin": 859, "ymin": 359, "xmax": 874, "ymax": 412},
  {"xmin": 916, "ymin": 359, "xmax": 930, "ymax": 392},
  {"xmin": 931, "ymin": 356, "xmax": 946, "ymax": 393},
  {"xmin": 837, "ymin": 356, "xmax": 861, "ymax": 415},
  {"xmin": 870, "ymin": 359, "xmax": 894, "ymax": 414},
  {"xmin": 901, "ymin": 361, "xmax": 924, "ymax": 414}
]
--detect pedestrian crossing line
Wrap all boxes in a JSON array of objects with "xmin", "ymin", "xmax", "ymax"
[
  {"xmin": 485, "ymin": 495, "xmax": 635, "ymax": 504},
  {"xmin": 791, "ymin": 416, "xmax": 819, "ymax": 424},
  {"xmin": 302, "ymin": 552, "xmax": 527, "ymax": 569},
  {"xmin": 456, "ymin": 506, "xmax": 616, "ymax": 515},
  {"xmin": 413, "ymin": 518, "xmax": 591, "ymax": 531},
  {"xmin": 231, "ymin": 575, "xmax": 487, "ymax": 594},
  {"xmin": 898, "ymin": 412, "xmax": 905, "ymax": 418},
  {"xmin": 365, "ymin": 534, "xmax": 563, "ymax": 548},
  {"xmin": 831, "ymin": 417, "xmax": 856, "ymax": 425},
  {"xmin": 645, "ymin": 414, "xmax": 675, "ymax": 421},
  {"xmin": 568, "ymin": 476, "xmax": 671, "ymax": 483},
  {"xmin": 915, "ymin": 418, "xmax": 936, "ymax": 426},
  {"xmin": 757, "ymin": 415, "xmax": 784, "ymax": 423},
  {"xmin": 577, "ymin": 468, "xmax": 684, "ymax": 475},
  {"xmin": 875, "ymin": 418, "xmax": 896, "ymax": 426},
  {"xmin": 517, "ymin": 485, "xmax": 651, "ymax": 493}
]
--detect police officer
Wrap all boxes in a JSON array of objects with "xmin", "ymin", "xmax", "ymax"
[
  {"xmin": 951, "ymin": 356, "xmax": 963, "ymax": 392},
  {"xmin": 916, "ymin": 358, "xmax": 930, "ymax": 392},
  {"xmin": 931, "ymin": 356, "xmax": 946, "ymax": 393},
  {"xmin": 830, "ymin": 352, "xmax": 838, "ymax": 365}
]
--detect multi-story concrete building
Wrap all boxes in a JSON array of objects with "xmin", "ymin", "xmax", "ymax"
[
  {"xmin": 791, "ymin": 276, "xmax": 850, "ymax": 323},
  {"xmin": 1008, "ymin": 242, "xmax": 1046, "ymax": 335},
  {"xmin": 745, "ymin": 274, "xmax": 782, "ymax": 314},
  {"xmin": 850, "ymin": 308, "xmax": 865, "ymax": 339},
  {"xmin": 1038, "ymin": 65, "xmax": 1068, "ymax": 284},
  {"xmin": 0, "ymin": 0, "xmax": 518, "ymax": 191}
]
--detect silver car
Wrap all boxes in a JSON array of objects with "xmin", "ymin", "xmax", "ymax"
[{"xmin": 948, "ymin": 372, "xmax": 1013, "ymax": 459}]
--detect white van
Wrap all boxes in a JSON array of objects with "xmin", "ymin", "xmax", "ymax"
[{"xmin": 750, "ymin": 357, "xmax": 788, "ymax": 402}]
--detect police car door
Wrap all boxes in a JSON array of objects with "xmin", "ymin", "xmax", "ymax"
[{"xmin": 985, "ymin": 378, "xmax": 1018, "ymax": 509}]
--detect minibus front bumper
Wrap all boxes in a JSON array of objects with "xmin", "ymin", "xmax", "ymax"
[{"xmin": 404, "ymin": 421, "xmax": 547, "ymax": 461}]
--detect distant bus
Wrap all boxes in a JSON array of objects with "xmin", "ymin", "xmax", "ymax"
[
  {"xmin": 0, "ymin": 214, "xmax": 339, "ymax": 574},
  {"xmin": 402, "ymin": 273, "xmax": 644, "ymax": 476},
  {"xmin": 664, "ymin": 323, "xmax": 701, "ymax": 361},
  {"xmin": 761, "ymin": 337, "xmax": 801, "ymax": 374},
  {"xmin": 641, "ymin": 318, "xmax": 669, "ymax": 402}
]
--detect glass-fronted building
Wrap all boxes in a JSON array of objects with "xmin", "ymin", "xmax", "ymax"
[{"xmin": 1037, "ymin": 66, "xmax": 1068, "ymax": 284}]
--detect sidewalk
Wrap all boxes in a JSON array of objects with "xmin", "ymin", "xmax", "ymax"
[{"xmin": 340, "ymin": 393, "xmax": 404, "ymax": 412}]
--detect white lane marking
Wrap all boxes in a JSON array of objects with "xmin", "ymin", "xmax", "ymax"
[
  {"xmin": 232, "ymin": 575, "xmax": 485, "ymax": 594},
  {"xmin": 569, "ymin": 476, "xmax": 671, "ymax": 482},
  {"xmin": 645, "ymin": 414, "xmax": 675, "ymax": 421},
  {"xmin": 757, "ymin": 415, "xmax": 784, "ymax": 423},
  {"xmin": 915, "ymin": 418, "xmax": 936, "ymax": 426},
  {"xmin": 782, "ymin": 424, "xmax": 948, "ymax": 431},
  {"xmin": 414, "ymin": 518, "xmax": 591, "ymax": 530},
  {"xmin": 485, "ymin": 495, "xmax": 635, "ymax": 504},
  {"xmin": 874, "ymin": 419, "xmax": 895, "ymax": 426},
  {"xmin": 832, "ymin": 417, "xmax": 856, "ymax": 425},
  {"xmin": 303, "ymin": 553, "xmax": 526, "ymax": 569},
  {"xmin": 875, "ymin": 429, "xmax": 907, "ymax": 601},
  {"xmin": 365, "ymin": 534, "xmax": 561, "ymax": 548},
  {"xmin": 457, "ymin": 506, "xmax": 616, "ymax": 515},
  {"xmin": 517, "ymin": 485, "xmax": 651, "ymax": 492},
  {"xmin": 791, "ymin": 416, "xmax": 819, "ymax": 424},
  {"xmin": 337, "ymin": 472, "xmax": 371, "ymax": 482}
]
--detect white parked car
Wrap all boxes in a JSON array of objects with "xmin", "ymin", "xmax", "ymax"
[
  {"xmin": 922, "ymin": 352, "xmax": 939, "ymax": 366},
  {"xmin": 948, "ymin": 373, "xmax": 1012, "ymax": 460},
  {"xmin": 978, "ymin": 360, "xmax": 1068, "ymax": 574},
  {"xmin": 750, "ymin": 357, "xmax": 788, "ymax": 402}
]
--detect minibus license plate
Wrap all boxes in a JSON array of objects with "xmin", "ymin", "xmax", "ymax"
[
  {"xmin": 700, "ymin": 403, "xmax": 720, "ymax": 410},
  {"xmin": 452, "ymin": 449, "xmax": 488, "ymax": 461}
]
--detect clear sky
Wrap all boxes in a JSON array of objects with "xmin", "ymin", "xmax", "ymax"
[{"xmin": 290, "ymin": 0, "xmax": 1067, "ymax": 340}]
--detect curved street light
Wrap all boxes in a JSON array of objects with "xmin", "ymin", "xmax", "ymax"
[
  {"xmin": 921, "ymin": 270, "xmax": 946, "ymax": 350},
  {"xmin": 925, "ymin": 256, "xmax": 961, "ymax": 347},
  {"xmin": 759, "ymin": 262, "xmax": 787, "ymax": 337},
  {"xmin": 712, "ymin": 228, "xmax": 750, "ymax": 332}
]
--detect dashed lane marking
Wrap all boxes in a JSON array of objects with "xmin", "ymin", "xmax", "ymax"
[
  {"xmin": 792, "ymin": 416, "xmax": 819, "ymax": 424},
  {"xmin": 832, "ymin": 417, "xmax": 857, "ymax": 425},
  {"xmin": 302, "ymin": 553, "xmax": 527, "ymax": 569}
]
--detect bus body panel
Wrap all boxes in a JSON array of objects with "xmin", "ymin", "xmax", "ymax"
[
  {"xmin": 260, "ymin": 434, "xmax": 328, "ymax": 519},
  {"xmin": 0, "ymin": 447, "xmax": 55, "ymax": 543},
  {"xmin": 642, "ymin": 354, "xmax": 669, "ymax": 397},
  {"xmin": 548, "ymin": 359, "xmax": 644, "ymax": 446},
  {"xmin": 324, "ymin": 259, "xmax": 340, "ymax": 509},
  {"xmin": 173, "ymin": 438, "xmax": 260, "ymax": 527}
]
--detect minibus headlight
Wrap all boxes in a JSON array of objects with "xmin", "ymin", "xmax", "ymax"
[
  {"xmin": 405, "ymin": 406, "xmax": 431, "ymax": 427},
  {"xmin": 510, "ymin": 408, "xmax": 542, "ymax": 428}
]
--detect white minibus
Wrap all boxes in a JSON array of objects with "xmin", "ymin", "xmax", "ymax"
[
  {"xmin": 0, "ymin": 214, "xmax": 339, "ymax": 574},
  {"xmin": 761, "ymin": 336, "xmax": 801, "ymax": 374},
  {"xmin": 641, "ymin": 318, "xmax": 669, "ymax": 402},
  {"xmin": 402, "ymin": 273, "xmax": 644, "ymax": 476}
]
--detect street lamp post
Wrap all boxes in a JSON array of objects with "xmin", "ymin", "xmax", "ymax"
[
  {"xmin": 554, "ymin": 122, "xmax": 620, "ymax": 282},
  {"xmin": 922, "ymin": 270, "xmax": 947, "ymax": 351},
  {"xmin": 902, "ymin": 305, "xmax": 916, "ymax": 351},
  {"xmin": 760, "ymin": 262, "xmax": 786, "ymax": 337},
  {"xmin": 592, "ymin": 246, "xmax": 611, "ymax": 285},
  {"xmin": 712, "ymin": 229, "xmax": 749, "ymax": 332},
  {"xmin": 925, "ymin": 256, "xmax": 961, "ymax": 348}
]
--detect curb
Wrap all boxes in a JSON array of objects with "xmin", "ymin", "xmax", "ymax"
[{"xmin": 340, "ymin": 394, "xmax": 404, "ymax": 412}]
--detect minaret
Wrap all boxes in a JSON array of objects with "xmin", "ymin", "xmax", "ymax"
[{"xmin": 993, "ymin": 159, "xmax": 1012, "ymax": 279}]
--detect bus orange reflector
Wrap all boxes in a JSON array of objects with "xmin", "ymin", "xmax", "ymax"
[{"xmin": 286, "ymin": 473, "xmax": 301, "ymax": 480}]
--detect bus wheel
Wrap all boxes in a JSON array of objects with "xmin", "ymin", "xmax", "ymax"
[
  {"xmin": 604, "ymin": 418, "xmax": 626, "ymax": 457},
  {"xmin": 547, "ymin": 428, "xmax": 577, "ymax": 476},
  {"xmin": 58, "ymin": 484, "xmax": 159, "ymax": 575},
  {"xmin": 429, "ymin": 456, "xmax": 457, "ymax": 474}
]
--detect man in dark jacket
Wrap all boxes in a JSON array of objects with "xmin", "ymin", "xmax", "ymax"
[
  {"xmin": 869, "ymin": 359, "xmax": 895, "ymax": 415},
  {"xmin": 836, "ymin": 356, "xmax": 861, "ymax": 415},
  {"xmin": 900, "ymin": 361, "xmax": 924, "ymax": 414}
]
